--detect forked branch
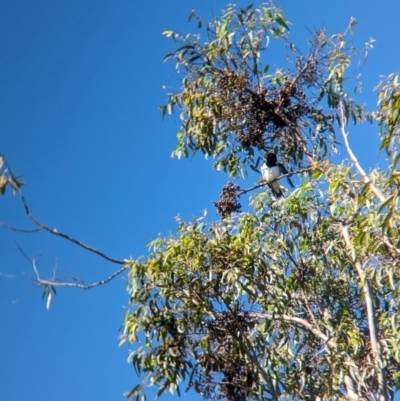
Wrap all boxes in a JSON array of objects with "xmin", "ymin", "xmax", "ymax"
[{"xmin": 31, "ymin": 258, "xmax": 129, "ymax": 291}]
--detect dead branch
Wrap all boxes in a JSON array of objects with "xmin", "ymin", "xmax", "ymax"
[
  {"xmin": 1, "ymin": 155, "xmax": 125, "ymax": 265},
  {"xmin": 31, "ymin": 257, "xmax": 129, "ymax": 291},
  {"xmin": 0, "ymin": 222, "xmax": 41, "ymax": 233}
]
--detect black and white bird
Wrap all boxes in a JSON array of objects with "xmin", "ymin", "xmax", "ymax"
[{"xmin": 261, "ymin": 153, "xmax": 294, "ymax": 198}]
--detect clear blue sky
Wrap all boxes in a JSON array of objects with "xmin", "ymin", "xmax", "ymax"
[{"xmin": 1, "ymin": 1, "xmax": 399, "ymax": 400}]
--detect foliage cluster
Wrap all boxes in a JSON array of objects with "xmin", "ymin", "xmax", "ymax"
[
  {"xmin": 122, "ymin": 3, "xmax": 400, "ymax": 401},
  {"xmin": 2, "ymin": 2, "xmax": 400, "ymax": 401}
]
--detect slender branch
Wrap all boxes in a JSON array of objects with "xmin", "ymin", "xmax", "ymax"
[
  {"xmin": 301, "ymin": 289, "xmax": 321, "ymax": 330},
  {"xmin": 0, "ymin": 222, "xmax": 41, "ymax": 233},
  {"xmin": 15, "ymin": 241, "xmax": 38, "ymax": 264},
  {"xmin": 31, "ymin": 258, "xmax": 129, "ymax": 290},
  {"xmin": 337, "ymin": 101, "xmax": 385, "ymax": 203},
  {"xmin": 0, "ymin": 271, "xmax": 30, "ymax": 280},
  {"xmin": 32, "ymin": 257, "xmax": 41, "ymax": 279},
  {"xmin": 22, "ymin": 200, "xmax": 125, "ymax": 265},
  {"xmin": 1, "ymin": 155, "xmax": 125, "ymax": 265},
  {"xmin": 341, "ymin": 223, "xmax": 388, "ymax": 401},
  {"xmin": 238, "ymin": 182, "xmax": 264, "ymax": 197},
  {"xmin": 248, "ymin": 311, "xmax": 362, "ymax": 400},
  {"xmin": 249, "ymin": 311, "xmax": 336, "ymax": 347},
  {"xmin": 237, "ymin": 166, "xmax": 313, "ymax": 197}
]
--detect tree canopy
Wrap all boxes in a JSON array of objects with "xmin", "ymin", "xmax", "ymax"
[
  {"xmin": 2, "ymin": 2, "xmax": 400, "ymax": 401},
  {"xmin": 122, "ymin": 3, "xmax": 400, "ymax": 401}
]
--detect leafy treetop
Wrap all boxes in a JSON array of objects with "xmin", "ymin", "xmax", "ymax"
[{"xmin": 122, "ymin": 3, "xmax": 400, "ymax": 401}]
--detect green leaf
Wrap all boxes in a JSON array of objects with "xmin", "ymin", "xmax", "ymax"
[
  {"xmin": 378, "ymin": 193, "xmax": 394, "ymax": 214},
  {"xmin": 162, "ymin": 30, "xmax": 175, "ymax": 38},
  {"xmin": 275, "ymin": 13, "xmax": 289, "ymax": 31},
  {"xmin": 126, "ymin": 384, "xmax": 141, "ymax": 398}
]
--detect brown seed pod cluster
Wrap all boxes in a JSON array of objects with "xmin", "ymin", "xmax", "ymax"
[
  {"xmin": 213, "ymin": 182, "xmax": 242, "ymax": 218},
  {"xmin": 212, "ymin": 57, "xmax": 327, "ymax": 165}
]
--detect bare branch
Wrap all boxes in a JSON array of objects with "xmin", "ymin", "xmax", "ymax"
[
  {"xmin": 31, "ymin": 258, "xmax": 129, "ymax": 290},
  {"xmin": 32, "ymin": 258, "xmax": 40, "ymax": 280},
  {"xmin": 37, "ymin": 265, "xmax": 129, "ymax": 290},
  {"xmin": 248, "ymin": 311, "xmax": 362, "ymax": 400},
  {"xmin": 337, "ymin": 101, "xmax": 385, "ymax": 203},
  {"xmin": 237, "ymin": 166, "xmax": 313, "ymax": 197},
  {"xmin": 0, "ymin": 222, "xmax": 41, "ymax": 233},
  {"xmin": 0, "ymin": 271, "xmax": 29, "ymax": 280},
  {"xmin": 237, "ymin": 182, "xmax": 264, "ymax": 197},
  {"xmin": 248, "ymin": 311, "xmax": 336, "ymax": 347},
  {"xmin": 20, "ymin": 193, "xmax": 125, "ymax": 265},
  {"xmin": 1, "ymin": 156, "xmax": 125, "ymax": 265},
  {"xmin": 15, "ymin": 241, "xmax": 37, "ymax": 263}
]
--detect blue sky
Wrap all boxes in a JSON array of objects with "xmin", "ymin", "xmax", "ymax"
[{"xmin": 1, "ymin": 1, "xmax": 399, "ymax": 400}]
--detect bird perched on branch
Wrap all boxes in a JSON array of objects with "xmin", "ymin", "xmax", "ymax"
[{"xmin": 261, "ymin": 153, "xmax": 294, "ymax": 198}]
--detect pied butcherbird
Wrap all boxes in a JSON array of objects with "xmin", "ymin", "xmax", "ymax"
[{"xmin": 261, "ymin": 153, "xmax": 294, "ymax": 198}]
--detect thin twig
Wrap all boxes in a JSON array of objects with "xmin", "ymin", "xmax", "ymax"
[
  {"xmin": 32, "ymin": 260, "xmax": 129, "ymax": 290},
  {"xmin": 32, "ymin": 258, "xmax": 40, "ymax": 279},
  {"xmin": 0, "ymin": 222, "xmax": 41, "ymax": 233},
  {"xmin": 15, "ymin": 241, "xmax": 37, "ymax": 263},
  {"xmin": 0, "ymin": 271, "xmax": 29, "ymax": 280},
  {"xmin": 237, "ymin": 166, "xmax": 313, "ymax": 197}
]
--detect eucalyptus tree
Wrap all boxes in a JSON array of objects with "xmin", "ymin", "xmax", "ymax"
[
  {"xmin": 122, "ymin": 3, "xmax": 400, "ymax": 401},
  {"xmin": 1, "ymin": 3, "xmax": 399, "ymax": 401}
]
